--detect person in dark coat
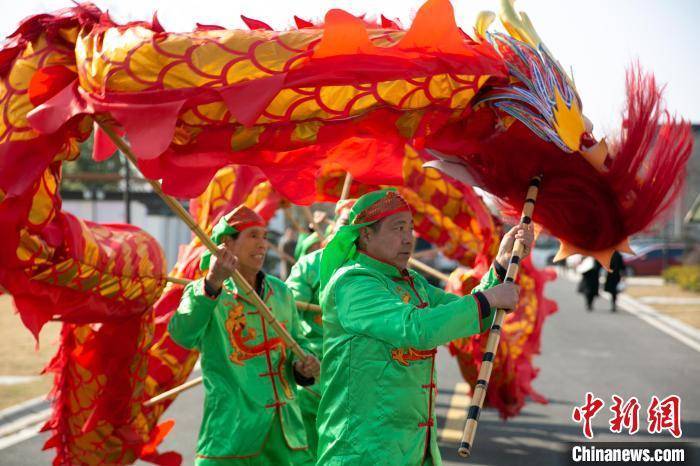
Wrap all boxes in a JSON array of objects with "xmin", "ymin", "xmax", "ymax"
[
  {"xmin": 604, "ymin": 251, "xmax": 626, "ymax": 312},
  {"xmin": 577, "ymin": 257, "xmax": 602, "ymax": 311}
]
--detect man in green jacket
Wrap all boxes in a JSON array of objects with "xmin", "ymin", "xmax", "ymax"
[
  {"xmin": 316, "ymin": 189, "xmax": 533, "ymax": 466},
  {"xmin": 285, "ymin": 200, "xmax": 355, "ymax": 456},
  {"xmin": 169, "ymin": 205, "xmax": 320, "ymax": 465}
]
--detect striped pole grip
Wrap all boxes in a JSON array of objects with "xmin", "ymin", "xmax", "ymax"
[{"xmin": 458, "ymin": 175, "xmax": 542, "ymax": 458}]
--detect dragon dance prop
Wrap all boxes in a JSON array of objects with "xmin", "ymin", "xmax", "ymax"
[
  {"xmin": 12, "ymin": 0, "xmax": 687, "ymax": 267},
  {"xmin": 0, "ymin": 0, "xmax": 692, "ymax": 462}
]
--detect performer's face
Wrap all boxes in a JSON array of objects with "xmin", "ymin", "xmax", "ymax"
[
  {"xmin": 360, "ymin": 211, "xmax": 415, "ymax": 269},
  {"xmin": 224, "ymin": 226, "xmax": 268, "ymax": 272}
]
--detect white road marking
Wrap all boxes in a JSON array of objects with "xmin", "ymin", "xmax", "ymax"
[
  {"xmin": 0, "ymin": 396, "xmax": 46, "ymax": 421},
  {"xmin": 0, "ymin": 376, "xmax": 40, "ymax": 386},
  {"xmin": 439, "ymin": 382, "xmax": 472, "ymax": 442},
  {"xmin": 0, "ymin": 409, "xmax": 50, "ymax": 450}
]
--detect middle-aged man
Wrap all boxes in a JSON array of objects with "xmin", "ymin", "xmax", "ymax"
[
  {"xmin": 316, "ymin": 188, "xmax": 533, "ymax": 466},
  {"xmin": 168, "ymin": 205, "xmax": 320, "ymax": 465}
]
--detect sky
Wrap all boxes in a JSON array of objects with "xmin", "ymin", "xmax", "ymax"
[{"xmin": 1, "ymin": 0, "xmax": 699, "ymax": 137}]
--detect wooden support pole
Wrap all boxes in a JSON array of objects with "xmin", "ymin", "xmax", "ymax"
[
  {"xmin": 408, "ymin": 257, "xmax": 450, "ymax": 283},
  {"xmin": 340, "ymin": 173, "xmax": 353, "ymax": 200},
  {"xmin": 411, "ymin": 248, "xmax": 439, "ymax": 260},
  {"xmin": 144, "ymin": 374, "xmax": 320, "ymax": 407},
  {"xmin": 166, "ymin": 277, "xmax": 319, "ymax": 312},
  {"xmin": 144, "ymin": 377, "xmax": 203, "ymax": 407},
  {"xmin": 457, "ymin": 175, "xmax": 542, "ymax": 458},
  {"xmin": 294, "ymin": 300, "xmax": 322, "ymax": 313}
]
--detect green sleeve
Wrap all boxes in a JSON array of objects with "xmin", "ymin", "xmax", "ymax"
[
  {"xmin": 422, "ymin": 266, "xmax": 499, "ymax": 335},
  {"xmin": 168, "ymin": 279, "xmax": 218, "ymax": 350},
  {"xmin": 285, "ymin": 260, "xmax": 313, "ymax": 303},
  {"xmin": 424, "ymin": 280, "xmax": 460, "ymax": 306},
  {"xmin": 335, "ymin": 271, "xmax": 485, "ymax": 349}
]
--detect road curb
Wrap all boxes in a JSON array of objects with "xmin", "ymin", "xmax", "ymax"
[{"xmin": 560, "ymin": 269, "xmax": 700, "ymax": 352}]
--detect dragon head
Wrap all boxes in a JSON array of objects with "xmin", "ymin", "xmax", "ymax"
[{"xmin": 475, "ymin": 0, "xmax": 609, "ymax": 172}]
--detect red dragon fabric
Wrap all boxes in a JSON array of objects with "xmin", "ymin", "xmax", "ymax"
[{"xmin": 0, "ymin": 1, "xmax": 692, "ymax": 464}]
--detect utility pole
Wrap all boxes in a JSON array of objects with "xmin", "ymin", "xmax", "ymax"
[{"xmin": 123, "ymin": 152, "xmax": 131, "ymax": 223}]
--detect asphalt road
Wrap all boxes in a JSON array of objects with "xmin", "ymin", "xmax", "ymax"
[{"xmin": 2, "ymin": 275, "xmax": 699, "ymax": 465}]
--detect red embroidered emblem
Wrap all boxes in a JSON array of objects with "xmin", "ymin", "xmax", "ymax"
[
  {"xmin": 391, "ymin": 348, "xmax": 437, "ymax": 366},
  {"xmin": 224, "ymin": 301, "xmax": 284, "ymax": 365}
]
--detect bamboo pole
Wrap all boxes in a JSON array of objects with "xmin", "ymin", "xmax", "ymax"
[
  {"xmin": 144, "ymin": 377, "xmax": 203, "ymax": 407},
  {"xmin": 144, "ymin": 375, "xmax": 320, "ymax": 407},
  {"xmin": 95, "ymin": 118, "xmax": 314, "ymax": 375},
  {"xmin": 411, "ymin": 248, "xmax": 439, "ymax": 260},
  {"xmin": 457, "ymin": 175, "xmax": 542, "ymax": 458},
  {"xmin": 340, "ymin": 173, "xmax": 353, "ymax": 200},
  {"xmin": 166, "ymin": 276, "xmax": 320, "ymax": 312},
  {"xmin": 166, "ymin": 276, "xmax": 191, "ymax": 286},
  {"xmin": 294, "ymin": 300, "xmax": 322, "ymax": 313},
  {"xmin": 408, "ymin": 257, "xmax": 450, "ymax": 283}
]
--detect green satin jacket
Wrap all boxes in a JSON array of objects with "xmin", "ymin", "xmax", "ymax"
[
  {"xmin": 285, "ymin": 248, "xmax": 323, "ymax": 356},
  {"xmin": 317, "ymin": 253, "xmax": 500, "ymax": 466},
  {"xmin": 168, "ymin": 274, "xmax": 314, "ymax": 461}
]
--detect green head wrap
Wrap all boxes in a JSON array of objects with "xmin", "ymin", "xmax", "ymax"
[{"xmin": 319, "ymin": 188, "xmax": 409, "ymax": 290}]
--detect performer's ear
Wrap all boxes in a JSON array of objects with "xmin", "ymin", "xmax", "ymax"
[
  {"xmin": 222, "ymin": 235, "xmax": 238, "ymax": 250},
  {"xmin": 358, "ymin": 226, "xmax": 372, "ymax": 249}
]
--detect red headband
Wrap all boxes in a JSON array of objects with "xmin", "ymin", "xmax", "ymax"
[
  {"xmin": 225, "ymin": 205, "xmax": 265, "ymax": 232},
  {"xmin": 354, "ymin": 191, "xmax": 410, "ymax": 225}
]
